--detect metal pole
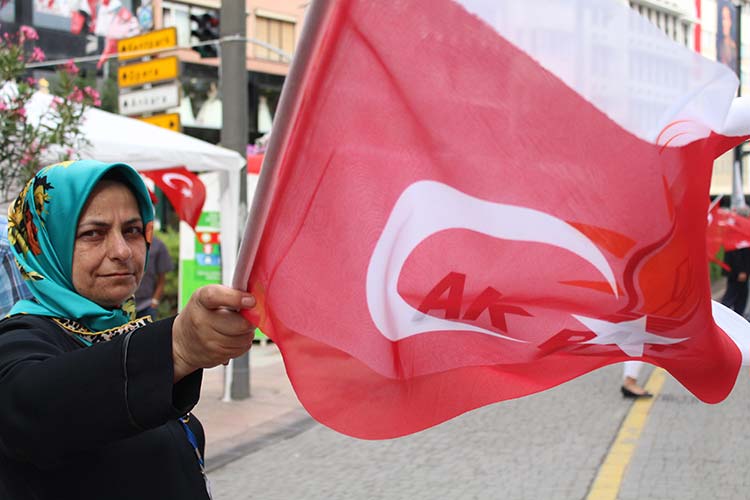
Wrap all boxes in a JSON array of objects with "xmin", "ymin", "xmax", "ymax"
[
  {"xmin": 220, "ymin": 0, "xmax": 250, "ymax": 400},
  {"xmin": 731, "ymin": 2, "xmax": 746, "ymax": 209}
]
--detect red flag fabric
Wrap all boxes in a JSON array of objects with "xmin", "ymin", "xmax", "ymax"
[
  {"xmin": 141, "ymin": 167, "xmax": 206, "ymax": 229},
  {"xmin": 707, "ymin": 206, "xmax": 750, "ymax": 260},
  {"xmin": 247, "ymin": 153, "xmax": 264, "ymax": 174},
  {"xmin": 236, "ymin": 0, "xmax": 750, "ymax": 439}
]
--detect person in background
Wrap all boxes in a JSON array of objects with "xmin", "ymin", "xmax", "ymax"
[
  {"xmin": 721, "ymin": 243, "xmax": 750, "ymax": 317},
  {"xmin": 0, "ymin": 215, "xmax": 32, "ymax": 316},
  {"xmin": 135, "ymin": 232, "xmax": 173, "ymax": 319},
  {"xmin": 0, "ymin": 160, "xmax": 255, "ymax": 499},
  {"xmin": 621, "ymin": 361, "xmax": 652, "ymax": 399}
]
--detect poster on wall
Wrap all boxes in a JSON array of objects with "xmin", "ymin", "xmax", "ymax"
[
  {"xmin": 717, "ymin": 0, "xmax": 739, "ymax": 75},
  {"xmin": 179, "ymin": 173, "xmax": 222, "ymax": 311}
]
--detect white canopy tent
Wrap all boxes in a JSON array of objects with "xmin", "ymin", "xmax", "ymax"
[{"xmin": 25, "ymin": 91, "xmax": 247, "ymax": 288}]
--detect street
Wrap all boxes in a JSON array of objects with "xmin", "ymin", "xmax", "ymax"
[{"xmin": 207, "ymin": 362, "xmax": 750, "ymax": 500}]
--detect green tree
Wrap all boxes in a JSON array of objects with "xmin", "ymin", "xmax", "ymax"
[{"xmin": 156, "ymin": 227, "xmax": 180, "ymax": 319}]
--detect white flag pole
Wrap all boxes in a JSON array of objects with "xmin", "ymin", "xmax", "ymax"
[{"xmin": 231, "ymin": 0, "xmax": 334, "ymax": 290}]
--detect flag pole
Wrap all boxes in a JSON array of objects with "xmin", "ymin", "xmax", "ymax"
[
  {"xmin": 232, "ymin": 0, "xmax": 336, "ymax": 290},
  {"xmin": 709, "ymin": 195, "xmax": 723, "ymax": 213},
  {"xmin": 221, "ymin": 0, "xmax": 251, "ymax": 400}
]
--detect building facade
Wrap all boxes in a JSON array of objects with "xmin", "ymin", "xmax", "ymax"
[
  {"xmin": 628, "ymin": 0, "xmax": 750, "ymax": 196},
  {"xmin": 0, "ymin": 0, "xmax": 746, "ymax": 192},
  {"xmin": 0, "ymin": 0, "xmax": 307, "ymax": 146},
  {"xmin": 152, "ymin": 0, "xmax": 307, "ymax": 143}
]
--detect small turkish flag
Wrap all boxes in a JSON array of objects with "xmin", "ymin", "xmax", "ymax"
[{"xmin": 141, "ymin": 167, "xmax": 206, "ymax": 228}]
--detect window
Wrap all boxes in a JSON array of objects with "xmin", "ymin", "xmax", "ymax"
[
  {"xmin": 0, "ymin": 1, "xmax": 14, "ymax": 23},
  {"xmin": 162, "ymin": 1, "xmax": 191, "ymax": 48},
  {"xmin": 253, "ymin": 13, "xmax": 294, "ymax": 62},
  {"xmin": 629, "ymin": 1, "xmax": 693, "ymax": 47},
  {"xmin": 162, "ymin": 1, "xmax": 217, "ymax": 50}
]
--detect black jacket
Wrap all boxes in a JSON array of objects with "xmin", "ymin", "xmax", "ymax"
[
  {"xmin": 0, "ymin": 315, "xmax": 210, "ymax": 500},
  {"xmin": 724, "ymin": 247, "xmax": 750, "ymax": 281}
]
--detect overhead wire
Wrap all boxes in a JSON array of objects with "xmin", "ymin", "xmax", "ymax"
[{"xmin": 25, "ymin": 34, "xmax": 292, "ymax": 70}]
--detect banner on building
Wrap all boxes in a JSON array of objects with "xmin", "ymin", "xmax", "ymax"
[{"xmin": 717, "ymin": 0, "xmax": 739, "ymax": 75}]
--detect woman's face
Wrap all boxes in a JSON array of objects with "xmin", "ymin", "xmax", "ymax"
[{"xmin": 72, "ymin": 180, "xmax": 146, "ymax": 308}]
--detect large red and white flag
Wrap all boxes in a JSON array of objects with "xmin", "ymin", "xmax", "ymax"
[{"xmin": 235, "ymin": 0, "xmax": 750, "ymax": 439}]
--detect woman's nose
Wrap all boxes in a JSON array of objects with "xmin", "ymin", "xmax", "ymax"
[{"xmin": 108, "ymin": 233, "xmax": 133, "ymax": 260}]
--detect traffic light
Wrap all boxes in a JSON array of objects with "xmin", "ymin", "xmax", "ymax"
[{"xmin": 190, "ymin": 12, "xmax": 220, "ymax": 58}]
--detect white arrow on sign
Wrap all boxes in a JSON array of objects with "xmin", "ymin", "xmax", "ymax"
[{"xmin": 118, "ymin": 81, "xmax": 180, "ymax": 116}]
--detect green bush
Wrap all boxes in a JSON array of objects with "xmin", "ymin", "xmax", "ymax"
[
  {"xmin": 709, "ymin": 247, "xmax": 725, "ymax": 284},
  {"xmin": 156, "ymin": 227, "xmax": 180, "ymax": 319}
]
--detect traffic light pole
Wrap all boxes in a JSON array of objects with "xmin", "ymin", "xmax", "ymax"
[{"xmin": 220, "ymin": 1, "xmax": 250, "ymax": 400}]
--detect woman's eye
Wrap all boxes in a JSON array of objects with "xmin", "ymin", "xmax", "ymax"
[
  {"xmin": 125, "ymin": 226, "xmax": 144, "ymax": 236},
  {"xmin": 78, "ymin": 230, "xmax": 101, "ymax": 239}
]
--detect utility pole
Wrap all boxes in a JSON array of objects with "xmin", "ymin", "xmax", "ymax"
[
  {"xmin": 731, "ymin": 1, "xmax": 746, "ymax": 210},
  {"xmin": 220, "ymin": 0, "xmax": 250, "ymax": 399}
]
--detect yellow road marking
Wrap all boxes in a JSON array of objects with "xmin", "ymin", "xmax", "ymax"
[{"xmin": 586, "ymin": 367, "xmax": 667, "ymax": 500}]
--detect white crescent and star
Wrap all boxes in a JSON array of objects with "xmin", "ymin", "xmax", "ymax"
[
  {"xmin": 162, "ymin": 172, "xmax": 194, "ymax": 199},
  {"xmin": 366, "ymin": 180, "xmax": 692, "ymax": 356},
  {"xmin": 572, "ymin": 314, "xmax": 687, "ymax": 357},
  {"xmin": 366, "ymin": 180, "xmax": 619, "ymax": 343}
]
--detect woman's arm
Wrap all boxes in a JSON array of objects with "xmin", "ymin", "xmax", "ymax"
[{"xmin": 0, "ymin": 317, "xmax": 197, "ymax": 467}]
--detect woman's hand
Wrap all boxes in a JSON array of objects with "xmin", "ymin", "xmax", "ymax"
[{"xmin": 171, "ymin": 284, "xmax": 256, "ymax": 382}]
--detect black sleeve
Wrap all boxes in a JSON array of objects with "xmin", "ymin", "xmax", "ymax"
[
  {"xmin": 724, "ymin": 250, "xmax": 739, "ymax": 279},
  {"xmin": 123, "ymin": 317, "xmax": 203, "ymax": 429},
  {"xmin": 0, "ymin": 316, "xmax": 202, "ymax": 468}
]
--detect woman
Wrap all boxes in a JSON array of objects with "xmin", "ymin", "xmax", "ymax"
[{"xmin": 0, "ymin": 160, "xmax": 256, "ymax": 499}]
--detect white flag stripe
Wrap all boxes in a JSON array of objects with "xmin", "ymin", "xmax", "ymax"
[
  {"xmin": 366, "ymin": 181, "xmax": 618, "ymax": 343},
  {"xmin": 711, "ymin": 300, "xmax": 750, "ymax": 366},
  {"xmin": 456, "ymin": 0, "xmax": 741, "ymax": 145}
]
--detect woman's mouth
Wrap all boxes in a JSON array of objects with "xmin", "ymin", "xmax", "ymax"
[{"xmin": 101, "ymin": 272, "xmax": 135, "ymax": 278}]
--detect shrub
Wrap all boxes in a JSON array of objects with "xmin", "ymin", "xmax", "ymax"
[{"xmin": 156, "ymin": 227, "xmax": 180, "ymax": 319}]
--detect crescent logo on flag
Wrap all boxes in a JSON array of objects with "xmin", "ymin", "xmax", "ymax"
[
  {"xmin": 366, "ymin": 180, "xmax": 618, "ymax": 343},
  {"xmin": 162, "ymin": 173, "xmax": 195, "ymax": 199},
  {"xmin": 141, "ymin": 167, "xmax": 206, "ymax": 229}
]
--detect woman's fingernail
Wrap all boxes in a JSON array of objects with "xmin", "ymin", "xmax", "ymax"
[{"xmin": 241, "ymin": 296, "xmax": 256, "ymax": 309}]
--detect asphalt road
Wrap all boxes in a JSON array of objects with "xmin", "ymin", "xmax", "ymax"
[{"xmin": 207, "ymin": 362, "xmax": 750, "ymax": 500}]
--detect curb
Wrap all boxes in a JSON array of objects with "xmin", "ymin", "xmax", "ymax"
[{"xmin": 205, "ymin": 408, "xmax": 316, "ymax": 472}]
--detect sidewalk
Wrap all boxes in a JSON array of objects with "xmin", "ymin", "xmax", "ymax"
[{"xmin": 192, "ymin": 342, "xmax": 316, "ymax": 472}]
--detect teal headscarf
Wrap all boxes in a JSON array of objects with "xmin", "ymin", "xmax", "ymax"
[{"xmin": 8, "ymin": 160, "xmax": 154, "ymax": 332}]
